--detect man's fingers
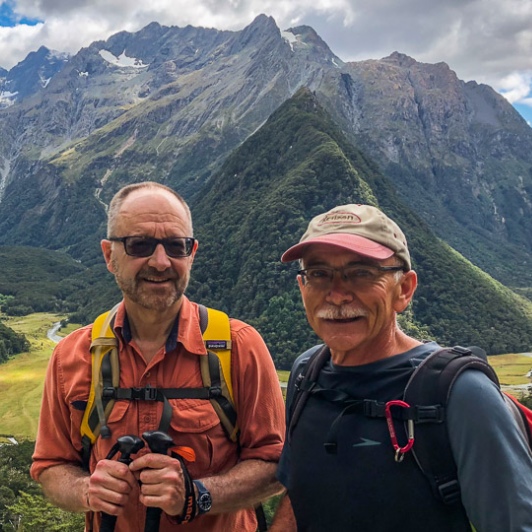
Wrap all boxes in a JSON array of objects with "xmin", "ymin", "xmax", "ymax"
[
  {"xmin": 130, "ymin": 453, "xmax": 180, "ymax": 472},
  {"xmin": 129, "ymin": 455, "xmax": 187, "ymax": 514},
  {"xmin": 88, "ymin": 485, "xmax": 132, "ymax": 515},
  {"xmin": 88, "ymin": 459, "xmax": 138, "ymax": 513}
]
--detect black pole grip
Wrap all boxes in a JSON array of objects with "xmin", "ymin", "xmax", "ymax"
[
  {"xmin": 142, "ymin": 431, "xmax": 176, "ymax": 532},
  {"xmin": 100, "ymin": 513, "xmax": 118, "ymax": 532},
  {"xmin": 98, "ymin": 435, "xmax": 145, "ymax": 532},
  {"xmin": 144, "ymin": 507, "xmax": 162, "ymax": 532}
]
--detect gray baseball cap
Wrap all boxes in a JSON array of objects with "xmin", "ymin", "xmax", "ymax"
[{"xmin": 281, "ymin": 204, "xmax": 411, "ymax": 270}]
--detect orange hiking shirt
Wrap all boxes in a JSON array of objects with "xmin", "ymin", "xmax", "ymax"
[{"xmin": 31, "ymin": 297, "xmax": 285, "ymax": 531}]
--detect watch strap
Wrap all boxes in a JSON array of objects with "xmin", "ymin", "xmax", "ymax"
[{"xmin": 193, "ymin": 479, "xmax": 212, "ymax": 515}]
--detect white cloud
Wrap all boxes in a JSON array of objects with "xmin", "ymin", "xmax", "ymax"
[
  {"xmin": 0, "ymin": 0, "xmax": 356, "ymax": 70},
  {"xmin": 496, "ymin": 72, "xmax": 532, "ymax": 105},
  {"xmin": 1, "ymin": 0, "xmax": 532, "ymax": 112},
  {"xmin": 0, "ymin": 22, "xmax": 45, "ymax": 65}
]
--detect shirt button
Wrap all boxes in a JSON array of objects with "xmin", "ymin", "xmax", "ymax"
[
  {"xmin": 144, "ymin": 416, "xmax": 151, "ymax": 423},
  {"xmin": 146, "ymin": 372, "xmax": 151, "ymax": 378}
]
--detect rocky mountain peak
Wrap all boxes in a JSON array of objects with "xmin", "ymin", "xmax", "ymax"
[
  {"xmin": 287, "ymin": 24, "xmax": 342, "ymax": 65},
  {"xmin": 1, "ymin": 15, "xmax": 532, "ymax": 297},
  {"xmin": 0, "ymin": 45, "xmax": 70, "ymax": 107},
  {"xmin": 382, "ymin": 51, "xmax": 417, "ymax": 67}
]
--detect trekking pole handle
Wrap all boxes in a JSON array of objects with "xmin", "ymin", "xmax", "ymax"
[
  {"xmin": 142, "ymin": 431, "xmax": 176, "ymax": 532},
  {"xmin": 100, "ymin": 435, "xmax": 145, "ymax": 532}
]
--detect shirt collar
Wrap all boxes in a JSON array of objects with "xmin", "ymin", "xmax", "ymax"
[{"xmin": 113, "ymin": 297, "xmax": 206, "ymax": 355}]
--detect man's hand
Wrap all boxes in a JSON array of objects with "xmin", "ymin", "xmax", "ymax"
[
  {"xmin": 87, "ymin": 458, "xmax": 138, "ymax": 515},
  {"xmin": 129, "ymin": 453, "xmax": 186, "ymax": 516}
]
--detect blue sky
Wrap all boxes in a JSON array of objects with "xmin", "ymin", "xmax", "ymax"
[
  {"xmin": 0, "ymin": 1, "xmax": 40, "ymax": 27},
  {"xmin": 514, "ymin": 104, "xmax": 532, "ymax": 126},
  {"xmin": 0, "ymin": 0, "xmax": 531, "ymax": 125}
]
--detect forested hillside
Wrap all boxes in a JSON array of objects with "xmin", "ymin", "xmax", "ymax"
[
  {"xmin": 2, "ymin": 90, "xmax": 532, "ymax": 368},
  {"xmin": 188, "ymin": 89, "xmax": 532, "ymax": 366}
]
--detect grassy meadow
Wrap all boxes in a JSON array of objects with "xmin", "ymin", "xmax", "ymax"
[
  {"xmin": 488, "ymin": 353, "xmax": 532, "ymax": 391},
  {"xmin": 0, "ymin": 313, "xmax": 68, "ymax": 439},
  {"xmin": 0, "ymin": 313, "xmax": 530, "ymax": 440}
]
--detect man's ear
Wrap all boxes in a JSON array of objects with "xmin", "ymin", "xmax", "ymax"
[
  {"xmin": 393, "ymin": 270, "xmax": 418, "ymax": 313},
  {"xmin": 189, "ymin": 239, "xmax": 199, "ymax": 263},
  {"xmin": 101, "ymin": 240, "xmax": 114, "ymax": 273}
]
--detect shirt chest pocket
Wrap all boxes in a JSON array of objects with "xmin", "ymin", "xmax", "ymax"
[
  {"xmin": 90, "ymin": 401, "xmax": 135, "ymax": 465},
  {"xmin": 168, "ymin": 399, "xmax": 238, "ymax": 477},
  {"xmin": 169, "ymin": 398, "xmax": 221, "ymax": 432}
]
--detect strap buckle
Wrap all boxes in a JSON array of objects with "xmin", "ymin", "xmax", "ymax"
[
  {"xmin": 102, "ymin": 387, "xmax": 116, "ymax": 399},
  {"xmin": 438, "ymin": 479, "xmax": 461, "ymax": 505},
  {"xmin": 385, "ymin": 400, "xmax": 415, "ymax": 462},
  {"xmin": 209, "ymin": 386, "xmax": 222, "ymax": 398},
  {"xmin": 132, "ymin": 386, "xmax": 158, "ymax": 401}
]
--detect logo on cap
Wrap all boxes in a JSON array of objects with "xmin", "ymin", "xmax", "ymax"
[{"xmin": 319, "ymin": 211, "xmax": 362, "ymax": 226}]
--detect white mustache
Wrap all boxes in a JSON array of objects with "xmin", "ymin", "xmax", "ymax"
[{"xmin": 316, "ymin": 307, "xmax": 367, "ymax": 320}]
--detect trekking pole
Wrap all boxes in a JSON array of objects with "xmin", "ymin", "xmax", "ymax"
[
  {"xmin": 100, "ymin": 435, "xmax": 145, "ymax": 532},
  {"xmin": 142, "ymin": 431, "xmax": 176, "ymax": 532}
]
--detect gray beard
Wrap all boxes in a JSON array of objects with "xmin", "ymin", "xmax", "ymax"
[{"xmin": 112, "ymin": 260, "xmax": 189, "ymax": 311}]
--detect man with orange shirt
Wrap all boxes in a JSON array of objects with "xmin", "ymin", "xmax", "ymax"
[{"xmin": 31, "ymin": 181, "xmax": 285, "ymax": 531}]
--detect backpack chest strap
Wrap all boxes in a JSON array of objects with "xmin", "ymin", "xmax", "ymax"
[
  {"xmin": 107, "ymin": 385, "xmax": 223, "ymax": 401},
  {"xmin": 300, "ymin": 381, "xmax": 445, "ymax": 423}
]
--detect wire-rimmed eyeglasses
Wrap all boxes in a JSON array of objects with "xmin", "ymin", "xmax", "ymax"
[{"xmin": 298, "ymin": 264, "xmax": 405, "ymax": 289}]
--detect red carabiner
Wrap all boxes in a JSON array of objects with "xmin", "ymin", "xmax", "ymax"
[{"xmin": 384, "ymin": 400, "xmax": 415, "ymax": 462}]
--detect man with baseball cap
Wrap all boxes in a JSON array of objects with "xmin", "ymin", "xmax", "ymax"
[{"xmin": 271, "ymin": 204, "xmax": 532, "ymax": 531}]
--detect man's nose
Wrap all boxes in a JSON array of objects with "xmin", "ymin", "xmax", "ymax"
[
  {"xmin": 148, "ymin": 243, "xmax": 172, "ymax": 270},
  {"xmin": 325, "ymin": 275, "xmax": 355, "ymax": 304}
]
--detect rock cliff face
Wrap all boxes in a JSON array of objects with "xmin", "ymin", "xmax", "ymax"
[
  {"xmin": 0, "ymin": 16, "xmax": 531, "ymax": 287},
  {"xmin": 316, "ymin": 52, "xmax": 532, "ymax": 281}
]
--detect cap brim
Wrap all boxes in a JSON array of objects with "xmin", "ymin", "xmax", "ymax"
[{"xmin": 281, "ymin": 234, "xmax": 395, "ymax": 262}]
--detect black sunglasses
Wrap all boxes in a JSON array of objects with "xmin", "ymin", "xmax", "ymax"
[{"xmin": 109, "ymin": 236, "xmax": 196, "ymax": 258}]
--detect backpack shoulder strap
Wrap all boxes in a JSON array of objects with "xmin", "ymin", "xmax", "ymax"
[
  {"xmin": 288, "ymin": 344, "xmax": 330, "ymax": 443},
  {"xmin": 80, "ymin": 303, "xmax": 120, "ymax": 469},
  {"xmin": 197, "ymin": 305, "xmax": 268, "ymax": 532},
  {"xmin": 198, "ymin": 305, "xmax": 238, "ymax": 442},
  {"xmin": 403, "ymin": 345, "xmax": 498, "ymax": 504}
]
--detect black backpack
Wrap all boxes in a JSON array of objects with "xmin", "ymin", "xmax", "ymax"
[{"xmin": 288, "ymin": 345, "xmax": 532, "ymax": 505}]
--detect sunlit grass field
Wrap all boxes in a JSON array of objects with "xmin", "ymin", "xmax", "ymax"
[
  {"xmin": 0, "ymin": 312, "xmax": 530, "ymax": 439},
  {"xmin": 488, "ymin": 353, "xmax": 532, "ymax": 389},
  {"xmin": 0, "ymin": 313, "xmax": 66, "ymax": 439}
]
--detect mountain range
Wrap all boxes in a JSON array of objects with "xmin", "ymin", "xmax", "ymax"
[{"xmin": 1, "ymin": 14, "xmax": 532, "ymax": 365}]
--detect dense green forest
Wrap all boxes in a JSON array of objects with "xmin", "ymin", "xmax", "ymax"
[
  {"xmin": 188, "ymin": 89, "xmax": 532, "ymax": 366},
  {"xmin": 0, "ymin": 319, "xmax": 28, "ymax": 364},
  {"xmin": 0, "ymin": 440, "xmax": 84, "ymax": 531},
  {"xmin": 2, "ymin": 89, "xmax": 532, "ymax": 368},
  {"xmin": 0, "ymin": 246, "xmax": 120, "ymax": 321}
]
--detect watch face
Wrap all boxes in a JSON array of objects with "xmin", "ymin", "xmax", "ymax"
[{"xmin": 198, "ymin": 492, "xmax": 212, "ymax": 513}]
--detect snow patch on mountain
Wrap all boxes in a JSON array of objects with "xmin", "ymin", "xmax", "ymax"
[
  {"xmin": 281, "ymin": 30, "xmax": 298, "ymax": 51},
  {"xmin": 0, "ymin": 90, "xmax": 17, "ymax": 107},
  {"xmin": 0, "ymin": 157, "xmax": 11, "ymax": 201},
  {"xmin": 99, "ymin": 50, "xmax": 148, "ymax": 69}
]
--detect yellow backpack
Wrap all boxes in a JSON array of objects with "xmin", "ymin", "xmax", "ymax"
[{"xmin": 80, "ymin": 303, "xmax": 238, "ymax": 468}]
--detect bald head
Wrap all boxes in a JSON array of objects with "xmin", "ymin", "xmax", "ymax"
[{"xmin": 107, "ymin": 182, "xmax": 192, "ymax": 238}]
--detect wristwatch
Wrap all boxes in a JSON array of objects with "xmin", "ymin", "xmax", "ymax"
[{"xmin": 193, "ymin": 479, "xmax": 212, "ymax": 515}]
